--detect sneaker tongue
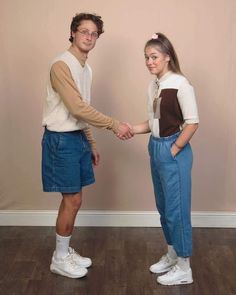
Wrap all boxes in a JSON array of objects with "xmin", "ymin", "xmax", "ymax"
[
  {"xmin": 162, "ymin": 254, "xmax": 170, "ymax": 262},
  {"xmin": 68, "ymin": 247, "xmax": 74, "ymax": 254},
  {"xmin": 172, "ymin": 265, "xmax": 178, "ymax": 273},
  {"xmin": 65, "ymin": 253, "xmax": 75, "ymax": 263}
]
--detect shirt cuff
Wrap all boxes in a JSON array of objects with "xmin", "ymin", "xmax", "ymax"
[{"xmin": 110, "ymin": 119, "xmax": 120, "ymax": 132}]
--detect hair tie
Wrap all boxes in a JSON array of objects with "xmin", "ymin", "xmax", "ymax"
[{"xmin": 152, "ymin": 33, "xmax": 158, "ymax": 39}]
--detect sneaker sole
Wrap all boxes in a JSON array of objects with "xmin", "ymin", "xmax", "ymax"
[
  {"xmin": 157, "ymin": 278, "xmax": 193, "ymax": 286},
  {"xmin": 50, "ymin": 265, "xmax": 88, "ymax": 279}
]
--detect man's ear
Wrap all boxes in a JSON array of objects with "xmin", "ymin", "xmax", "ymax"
[{"xmin": 71, "ymin": 31, "xmax": 76, "ymax": 38}]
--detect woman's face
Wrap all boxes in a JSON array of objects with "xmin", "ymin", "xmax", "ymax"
[{"xmin": 145, "ymin": 46, "xmax": 170, "ymax": 78}]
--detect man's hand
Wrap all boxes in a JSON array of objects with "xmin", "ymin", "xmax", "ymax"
[
  {"xmin": 92, "ymin": 149, "xmax": 100, "ymax": 166},
  {"xmin": 115, "ymin": 122, "xmax": 134, "ymax": 140}
]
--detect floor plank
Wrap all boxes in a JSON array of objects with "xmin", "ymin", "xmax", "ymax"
[{"xmin": 0, "ymin": 227, "xmax": 235, "ymax": 295}]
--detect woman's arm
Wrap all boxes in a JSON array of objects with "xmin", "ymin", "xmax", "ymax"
[
  {"xmin": 132, "ymin": 120, "xmax": 151, "ymax": 134},
  {"xmin": 171, "ymin": 123, "xmax": 199, "ymax": 156}
]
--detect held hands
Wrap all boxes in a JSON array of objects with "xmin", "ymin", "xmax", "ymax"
[
  {"xmin": 115, "ymin": 120, "xmax": 151, "ymax": 140},
  {"xmin": 115, "ymin": 122, "xmax": 134, "ymax": 140}
]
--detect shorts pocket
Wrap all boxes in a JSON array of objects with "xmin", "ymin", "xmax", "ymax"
[{"xmin": 49, "ymin": 133, "xmax": 62, "ymax": 153}]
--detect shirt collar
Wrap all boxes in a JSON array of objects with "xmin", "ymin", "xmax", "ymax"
[
  {"xmin": 68, "ymin": 46, "xmax": 87, "ymax": 67},
  {"xmin": 156, "ymin": 71, "xmax": 173, "ymax": 84}
]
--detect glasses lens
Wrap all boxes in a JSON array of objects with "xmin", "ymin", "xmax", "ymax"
[
  {"xmin": 91, "ymin": 32, "xmax": 98, "ymax": 39},
  {"xmin": 78, "ymin": 30, "xmax": 98, "ymax": 39}
]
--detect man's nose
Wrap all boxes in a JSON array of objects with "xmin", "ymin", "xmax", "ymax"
[{"xmin": 86, "ymin": 34, "xmax": 92, "ymax": 40}]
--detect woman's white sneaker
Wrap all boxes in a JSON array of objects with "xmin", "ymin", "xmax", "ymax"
[
  {"xmin": 149, "ymin": 254, "xmax": 177, "ymax": 274},
  {"xmin": 157, "ymin": 265, "xmax": 193, "ymax": 285},
  {"xmin": 50, "ymin": 252, "xmax": 88, "ymax": 278},
  {"xmin": 68, "ymin": 247, "xmax": 92, "ymax": 268}
]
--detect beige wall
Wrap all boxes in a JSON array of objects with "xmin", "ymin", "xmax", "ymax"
[{"xmin": 0, "ymin": 0, "xmax": 236, "ymax": 211}]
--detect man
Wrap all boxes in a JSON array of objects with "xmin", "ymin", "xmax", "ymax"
[{"xmin": 42, "ymin": 13, "xmax": 132, "ymax": 279}]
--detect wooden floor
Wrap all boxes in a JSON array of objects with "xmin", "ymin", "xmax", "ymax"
[{"xmin": 0, "ymin": 227, "xmax": 235, "ymax": 295}]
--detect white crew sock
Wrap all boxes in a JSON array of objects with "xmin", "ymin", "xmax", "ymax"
[
  {"xmin": 177, "ymin": 257, "xmax": 190, "ymax": 271},
  {"xmin": 167, "ymin": 245, "xmax": 177, "ymax": 260},
  {"xmin": 55, "ymin": 233, "xmax": 71, "ymax": 259}
]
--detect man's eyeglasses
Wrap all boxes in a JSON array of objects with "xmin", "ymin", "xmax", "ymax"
[{"xmin": 77, "ymin": 29, "xmax": 99, "ymax": 39}]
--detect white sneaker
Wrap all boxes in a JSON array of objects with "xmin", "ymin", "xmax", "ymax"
[
  {"xmin": 68, "ymin": 247, "xmax": 92, "ymax": 268},
  {"xmin": 50, "ymin": 252, "xmax": 88, "ymax": 278},
  {"xmin": 149, "ymin": 254, "xmax": 177, "ymax": 274},
  {"xmin": 157, "ymin": 265, "xmax": 193, "ymax": 285}
]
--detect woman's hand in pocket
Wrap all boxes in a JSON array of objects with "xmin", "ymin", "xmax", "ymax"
[{"xmin": 170, "ymin": 143, "xmax": 181, "ymax": 158}]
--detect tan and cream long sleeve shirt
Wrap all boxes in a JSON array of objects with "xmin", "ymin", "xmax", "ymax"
[{"xmin": 42, "ymin": 48, "xmax": 120, "ymax": 149}]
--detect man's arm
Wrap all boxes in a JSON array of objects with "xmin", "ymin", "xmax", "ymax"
[{"xmin": 51, "ymin": 61, "xmax": 121, "ymax": 130}]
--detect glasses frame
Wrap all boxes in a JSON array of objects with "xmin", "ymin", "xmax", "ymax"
[{"xmin": 77, "ymin": 29, "xmax": 99, "ymax": 39}]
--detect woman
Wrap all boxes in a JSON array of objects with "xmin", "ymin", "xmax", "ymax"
[{"xmin": 132, "ymin": 33, "xmax": 199, "ymax": 285}]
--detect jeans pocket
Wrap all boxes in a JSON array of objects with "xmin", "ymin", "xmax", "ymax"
[
  {"xmin": 148, "ymin": 137, "xmax": 152, "ymax": 156},
  {"xmin": 162, "ymin": 141, "xmax": 176, "ymax": 161},
  {"xmin": 159, "ymin": 142, "xmax": 175, "ymax": 162}
]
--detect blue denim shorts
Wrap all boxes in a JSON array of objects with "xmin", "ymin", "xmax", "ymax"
[{"xmin": 41, "ymin": 128, "xmax": 95, "ymax": 193}]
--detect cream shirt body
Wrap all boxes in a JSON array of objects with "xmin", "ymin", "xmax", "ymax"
[{"xmin": 43, "ymin": 51, "xmax": 91, "ymax": 131}]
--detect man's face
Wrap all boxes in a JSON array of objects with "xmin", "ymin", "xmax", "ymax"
[{"xmin": 72, "ymin": 20, "xmax": 98, "ymax": 53}]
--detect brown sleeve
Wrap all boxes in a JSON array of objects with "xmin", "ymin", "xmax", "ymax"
[
  {"xmin": 83, "ymin": 127, "xmax": 97, "ymax": 150},
  {"xmin": 50, "ymin": 61, "xmax": 120, "ymax": 131}
]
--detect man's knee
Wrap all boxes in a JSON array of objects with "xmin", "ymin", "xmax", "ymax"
[{"xmin": 62, "ymin": 192, "xmax": 82, "ymax": 212}]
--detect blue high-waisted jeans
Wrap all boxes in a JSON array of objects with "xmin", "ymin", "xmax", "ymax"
[{"xmin": 148, "ymin": 132, "xmax": 193, "ymax": 257}]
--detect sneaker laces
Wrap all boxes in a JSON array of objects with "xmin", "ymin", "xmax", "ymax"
[
  {"xmin": 68, "ymin": 247, "xmax": 82, "ymax": 259},
  {"xmin": 64, "ymin": 253, "xmax": 79, "ymax": 269},
  {"xmin": 165, "ymin": 265, "xmax": 179, "ymax": 276},
  {"xmin": 160, "ymin": 254, "xmax": 171, "ymax": 263}
]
